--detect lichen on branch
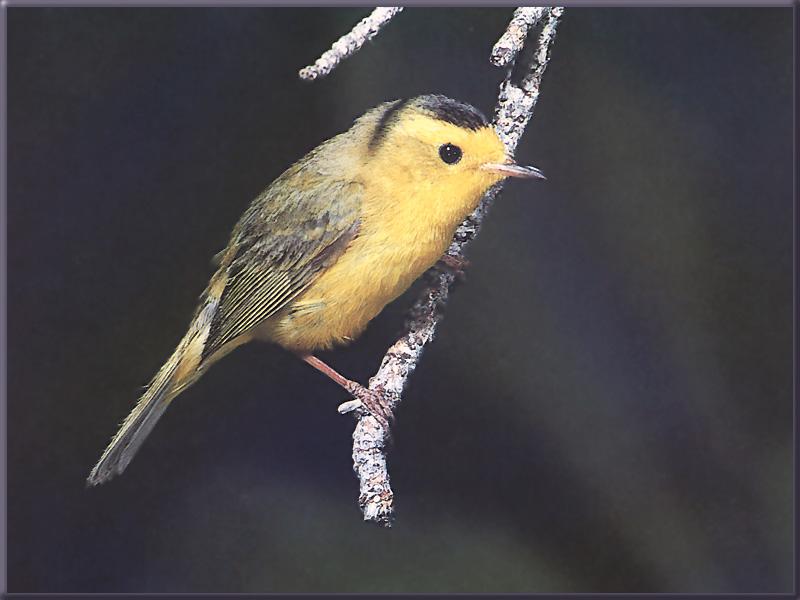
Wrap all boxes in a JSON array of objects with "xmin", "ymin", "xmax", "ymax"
[{"xmin": 298, "ymin": 8, "xmax": 403, "ymax": 82}]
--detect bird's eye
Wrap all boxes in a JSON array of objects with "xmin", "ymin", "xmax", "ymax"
[{"xmin": 438, "ymin": 143, "xmax": 462, "ymax": 165}]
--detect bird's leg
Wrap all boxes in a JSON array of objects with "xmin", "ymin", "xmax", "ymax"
[
  {"xmin": 300, "ymin": 355, "xmax": 394, "ymax": 429},
  {"xmin": 436, "ymin": 252, "xmax": 471, "ymax": 281}
]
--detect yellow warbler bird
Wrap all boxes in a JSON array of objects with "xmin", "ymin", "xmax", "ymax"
[{"xmin": 88, "ymin": 94, "xmax": 544, "ymax": 486}]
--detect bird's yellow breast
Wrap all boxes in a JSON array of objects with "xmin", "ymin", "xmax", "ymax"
[{"xmin": 265, "ymin": 177, "xmax": 482, "ymax": 353}]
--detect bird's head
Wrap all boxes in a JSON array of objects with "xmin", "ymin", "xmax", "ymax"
[{"xmin": 355, "ymin": 94, "xmax": 544, "ymax": 225}]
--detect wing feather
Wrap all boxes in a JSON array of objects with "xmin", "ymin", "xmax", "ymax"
[{"xmin": 201, "ymin": 171, "xmax": 362, "ymax": 360}]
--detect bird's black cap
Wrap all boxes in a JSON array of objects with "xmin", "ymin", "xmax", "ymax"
[
  {"xmin": 414, "ymin": 94, "xmax": 489, "ymax": 131},
  {"xmin": 368, "ymin": 95, "xmax": 489, "ymax": 152}
]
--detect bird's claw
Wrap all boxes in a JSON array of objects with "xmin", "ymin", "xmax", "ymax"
[
  {"xmin": 437, "ymin": 253, "xmax": 470, "ymax": 281},
  {"xmin": 346, "ymin": 382, "xmax": 394, "ymax": 432}
]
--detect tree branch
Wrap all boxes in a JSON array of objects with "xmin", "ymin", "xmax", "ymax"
[
  {"xmin": 490, "ymin": 7, "xmax": 549, "ymax": 68},
  {"xmin": 298, "ymin": 7, "xmax": 403, "ymax": 81},
  {"xmin": 301, "ymin": 7, "xmax": 564, "ymax": 527}
]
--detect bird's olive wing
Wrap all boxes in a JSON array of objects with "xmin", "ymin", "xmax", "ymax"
[{"xmin": 201, "ymin": 175, "xmax": 362, "ymax": 360}]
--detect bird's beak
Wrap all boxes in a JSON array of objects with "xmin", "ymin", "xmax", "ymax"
[{"xmin": 480, "ymin": 161, "xmax": 546, "ymax": 180}]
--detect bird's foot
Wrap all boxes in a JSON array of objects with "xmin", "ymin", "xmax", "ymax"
[
  {"xmin": 301, "ymin": 354, "xmax": 394, "ymax": 435},
  {"xmin": 344, "ymin": 381, "xmax": 394, "ymax": 432},
  {"xmin": 437, "ymin": 252, "xmax": 470, "ymax": 281}
]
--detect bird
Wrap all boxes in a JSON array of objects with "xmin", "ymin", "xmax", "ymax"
[{"xmin": 87, "ymin": 94, "xmax": 544, "ymax": 486}]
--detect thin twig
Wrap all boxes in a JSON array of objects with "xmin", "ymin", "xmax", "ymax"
[
  {"xmin": 490, "ymin": 7, "xmax": 548, "ymax": 68},
  {"xmin": 494, "ymin": 7, "xmax": 564, "ymax": 151},
  {"xmin": 341, "ymin": 7, "xmax": 565, "ymax": 527},
  {"xmin": 298, "ymin": 7, "xmax": 403, "ymax": 81}
]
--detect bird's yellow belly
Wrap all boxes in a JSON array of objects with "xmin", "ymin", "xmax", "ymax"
[{"xmin": 264, "ymin": 223, "xmax": 450, "ymax": 353}]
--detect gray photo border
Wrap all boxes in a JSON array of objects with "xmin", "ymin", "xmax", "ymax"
[{"xmin": 0, "ymin": 2, "xmax": 795, "ymax": 599}]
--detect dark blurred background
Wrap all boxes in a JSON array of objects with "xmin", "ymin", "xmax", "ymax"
[{"xmin": 6, "ymin": 7, "xmax": 793, "ymax": 594}]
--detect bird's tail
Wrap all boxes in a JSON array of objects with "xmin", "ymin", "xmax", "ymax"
[{"xmin": 87, "ymin": 299, "xmax": 217, "ymax": 486}]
